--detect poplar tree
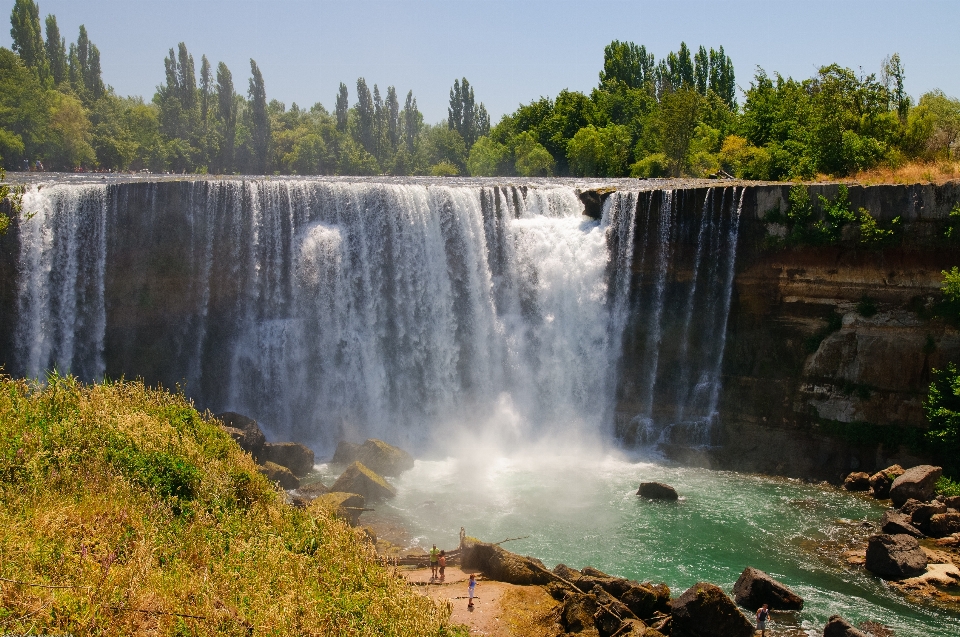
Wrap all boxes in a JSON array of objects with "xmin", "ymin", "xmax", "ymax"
[
  {"xmin": 386, "ymin": 86, "xmax": 400, "ymax": 152},
  {"xmin": 85, "ymin": 43, "xmax": 104, "ymax": 99},
  {"xmin": 403, "ymin": 90, "xmax": 421, "ymax": 154},
  {"xmin": 599, "ymin": 40, "xmax": 655, "ymax": 91},
  {"xmin": 44, "ymin": 13, "xmax": 66, "ymax": 86},
  {"xmin": 694, "ymin": 46, "xmax": 708, "ymax": 95},
  {"xmin": 335, "ymin": 82, "xmax": 349, "ymax": 131},
  {"xmin": 373, "ymin": 84, "xmax": 385, "ymax": 162},
  {"xmin": 355, "ymin": 77, "xmax": 374, "ymax": 154},
  {"xmin": 248, "ymin": 59, "xmax": 269, "ymax": 173},
  {"xmin": 9, "ymin": 0, "xmax": 48, "ymax": 83},
  {"xmin": 216, "ymin": 61, "xmax": 236, "ymax": 172},
  {"xmin": 882, "ymin": 53, "xmax": 909, "ymax": 121},
  {"xmin": 448, "ymin": 77, "xmax": 479, "ymax": 148}
]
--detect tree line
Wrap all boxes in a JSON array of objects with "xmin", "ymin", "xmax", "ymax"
[{"xmin": 2, "ymin": 0, "xmax": 958, "ymax": 178}]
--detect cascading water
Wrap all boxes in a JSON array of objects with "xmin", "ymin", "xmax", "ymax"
[{"xmin": 6, "ymin": 178, "xmax": 742, "ymax": 455}]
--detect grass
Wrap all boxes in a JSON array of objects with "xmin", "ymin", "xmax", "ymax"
[
  {"xmin": 841, "ymin": 160, "xmax": 960, "ymax": 185},
  {"xmin": 0, "ymin": 373, "xmax": 455, "ymax": 636},
  {"xmin": 935, "ymin": 476, "xmax": 960, "ymax": 498}
]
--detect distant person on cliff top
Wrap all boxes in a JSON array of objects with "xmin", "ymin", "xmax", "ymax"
[
  {"xmin": 429, "ymin": 544, "xmax": 439, "ymax": 579},
  {"xmin": 756, "ymin": 603, "xmax": 770, "ymax": 636},
  {"xmin": 467, "ymin": 573, "xmax": 476, "ymax": 608},
  {"xmin": 438, "ymin": 550, "xmax": 446, "ymax": 582}
]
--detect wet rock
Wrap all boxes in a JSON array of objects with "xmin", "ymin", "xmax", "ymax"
[
  {"xmin": 216, "ymin": 411, "xmax": 266, "ymax": 459},
  {"xmin": 929, "ymin": 512, "xmax": 960, "ymax": 538},
  {"xmin": 889, "ymin": 465, "xmax": 942, "ymax": 508},
  {"xmin": 843, "ymin": 471, "xmax": 871, "ymax": 491},
  {"xmin": 258, "ymin": 461, "xmax": 299, "ymax": 490},
  {"xmin": 330, "ymin": 461, "xmax": 396, "ymax": 501},
  {"xmin": 461, "ymin": 539, "xmax": 551, "ymax": 586},
  {"xmin": 577, "ymin": 188, "xmax": 616, "ymax": 220},
  {"xmin": 879, "ymin": 510, "xmax": 923, "ymax": 537},
  {"xmin": 313, "ymin": 491, "xmax": 366, "ymax": 525},
  {"xmin": 865, "ymin": 533, "xmax": 927, "ymax": 579},
  {"xmin": 637, "ymin": 482, "xmax": 679, "ymax": 500},
  {"xmin": 823, "ymin": 614, "xmax": 870, "ymax": 637},
  {"xmin": 560, "ymin": 592, "xmax": 600, "ymax": 634},
  {"xmin": 671, "ymin": 582, "xmax": 753, "ymax": 637},
  {"xmin": 261, "ymin": 442, "xmax": 315, "ymax": 477},
  {"xmin": 332, "ymin": 438, "xmax": 414, "ymax": 476},
  {"xmin": 732, "ymin": 566, "xmax": 804, "ymax": 610}
]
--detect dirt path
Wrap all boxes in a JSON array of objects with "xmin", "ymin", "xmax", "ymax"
[{"xmin": 403, "ymin": 566, "xmax": 560, "ymax": 636}]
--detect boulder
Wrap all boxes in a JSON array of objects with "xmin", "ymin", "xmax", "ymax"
[
  {"xmin": 312, "ymin": 492, "xmax": 366, "ymax": 525},
  {"xmin": 900, "ymin": 498, "xmax": 947, "ymax": 534},
  {"xmin": 616, "ymin": 619, "xmax": 657, "ymax": 636},
  {"xmin": 258, "ymin": 461, "xmax": 299, "ymax": 490},
  {"xmin": 842, "ymin": 472, "xmax": 871, "ymax": 491},
  {"xmin": 943, "ymin": 495, "xmax": 960, "ymax": 511},
  {"xmin": 296, "ymin": 479, "xmax": 329, "ymax": 501},
  {"xmin": 590, "ymin": 585, "xmax": 638, "ymax": 636},
  {"xmin": 216, "ymin": 411, "xmax": 266, "ymax": 459},
  {"xmin": 332, "ymin": 439, "xmax": 414, "ymax": 476},
  {"xmin": 929, "ymin": 512, "xmax": 960, "ymax": 538},
  {"xmin": 461, "ymin": 539, "xmax": 551, "ymax": 586},
  {"xmin": 330, "ymin": 461, "xmax": 396, "ymax": 501},
  {"xmin": 823, "ymin": 614, "xmax": 870, "ymax": 637},
  {"xmin": 581, "ymin": 566, "xmax": 611, "ymax": 578},
  {"xmin": 879, "ymin": 510, "xmax": 923, "ymax": 537},
  {"xmin": 671, "ymin": 582, "xmax": 753, "ymax": 637},
  {"xmin": 621, "ymin": 583, "xmax": 671, "ymax": 621},
  {"xmin": 553, "ymin": 563, "xmax": 582, "ymax": 583},
  {"xmin": 732, "ymin": 566, "xmax": 804, "ymax": 610},
  {"xmin": 637, "ymin": 482, "xmax": 679, "ymax": 501},
  {"xmin": 578, "ymin": 574, "xmax": 635, "ymax": 599},
  {"xmin": 560, "ymin": 592, "xmax": 600, "ymax": 635},
  {"xmin": 868, "ymin": 471, "xmax": 893, "ymax": 499},
  {"xmin": 889, "ymin": 465, "xmax": 942, "ymax": 508},
  {"xmin": 261, "ymin": 442, "xmax": 315, "ymax": 477},
  {"xmin": 864, "ymin": 534, "xmax": 927, "ymax": 579}
]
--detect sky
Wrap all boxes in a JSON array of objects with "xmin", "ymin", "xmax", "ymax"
[{"xmin": 1, "ymin": 0, "xmax": 957, "ymax": 124}]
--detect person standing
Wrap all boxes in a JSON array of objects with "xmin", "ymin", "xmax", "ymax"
[
  {"xmin": 467, "ymin": 573, "xmax": 476, "ymax": 608},
  {"xmin": 429, "ymin": 544, "xmax": 440, "ymax": 579},
  {"xmin": 438, "ymin": 550, "xmax": 446, "ymax": 582},
  {"xmin": 756, "ymin": 603, "xmax": 770, "ymax": 636}
]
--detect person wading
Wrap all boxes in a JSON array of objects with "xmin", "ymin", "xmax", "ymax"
[{"xmin": 429, "ymin": 544, "xmax": 440, "ymax": 579}]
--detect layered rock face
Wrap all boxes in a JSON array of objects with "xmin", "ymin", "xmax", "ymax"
[{"xmin": 704, "ymin": 182, "xmax": 960, "ymax": 481}]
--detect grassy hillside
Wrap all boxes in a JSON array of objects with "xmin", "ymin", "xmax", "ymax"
[{"xmin": 0, "ymin": 374, "xmax": 457, "ymax": 636}]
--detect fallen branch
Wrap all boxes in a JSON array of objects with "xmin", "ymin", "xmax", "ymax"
[
  {"xmin": 493, "ymin": 536, "xmax": 529, "ymax": 545},
  {"xmin": 525, "ymin": 560, "xmax": 584, "ymax": 594}
]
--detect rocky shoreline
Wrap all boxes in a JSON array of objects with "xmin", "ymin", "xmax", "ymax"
[{"xmin": 214, "ymin": 412, "xmax": 958, "ymax": 635}]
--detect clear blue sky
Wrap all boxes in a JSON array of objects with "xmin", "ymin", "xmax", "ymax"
[{"xmin": 1, "ymin": 0, "xmax": 957, "ymax": 124}]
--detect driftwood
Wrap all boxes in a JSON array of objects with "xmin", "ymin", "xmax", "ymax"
[{"xmin": 493, "ymin": 535, "xmax": 529, "ymax": 545}]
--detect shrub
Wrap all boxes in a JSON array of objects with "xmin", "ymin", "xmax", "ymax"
[{"xmin": 630, "ymin": 152, "xmax": 670, "ymax": 178}]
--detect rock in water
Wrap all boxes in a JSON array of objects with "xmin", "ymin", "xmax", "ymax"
[
  {"xmin": 868, "ymin": 466, "xmax": 902, "ymax": 499},
  {"xmin": 637, "ymin": 482, "xmax": 679, "ymax": 500},
  {"xmin": 216, "ymin": 411, "xmax": 266, "ymax": 459},
  {"xmin": 732, "ymin": 566, "xmax": 804, "ymax": 610},
  {"xmin": 332, "ymin": 439, "xmax": 414, "ymax": 476},
  {"xmin": 671, "ymin": 582, "xmax": 753, "ymax": 637},
  {"xmin": 261, "ymin": 442, "xmax": 315, "ymax": 477},
  {"xmin": 313, "ymin": 492, "xmax": 366, "ymax": 525},
  {"xmin": 296, "ymin": 480, "xmax": 329, "ymax": 501},
  {"xmin": 900, "ymin": 498, "xmax": 947, "ymax": 534},
  {"xmin": 864, "ymin": 533, "xmax": 927, "ymax": 579},
  {"xmin": 889, "ymin": 465, "xmax": 942, "ymax": 508},
  {"xmin": 842, "ymin": 472, "xmax": 871, "ymax": 491},
  {"xmin": 258, "ymin": 461, "xmax": 299, "ymax": 490},
  {"xmin": 823, "ymin": 614, "xmax": 870, "ymax": 637},
  {"xmin": 879, "ymin": 510, "xmax": 923, "ymax": 537},
  {"xmin": 330, "ymin": 461, "xmax": 396, "ymax": 501}
]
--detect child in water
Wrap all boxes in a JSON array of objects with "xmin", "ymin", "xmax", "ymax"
[{"xmin": 467, "ymin": 573, "xmax": 476, "ymax": 608}]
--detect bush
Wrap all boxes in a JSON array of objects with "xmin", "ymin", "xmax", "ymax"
[
  {"xmin": 430, "ymin": 160, "xmax": 460, "ymax": 176},
  {"xmin": 630, "ymin": 152, "xmax": 670, "ymax": 178},
  {"xmin": 924, "ymin": 362, "xmax": 960, "ymax": 477}
]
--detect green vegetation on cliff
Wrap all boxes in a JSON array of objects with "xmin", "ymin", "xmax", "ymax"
[{"xmin": 0, "ymin": 374, "xmax": 455, "ymax": 636}]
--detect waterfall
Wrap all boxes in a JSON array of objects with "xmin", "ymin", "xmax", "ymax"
[{"xmin": 6, "ymin": 178, "xmax": 742, "ymax": 455}]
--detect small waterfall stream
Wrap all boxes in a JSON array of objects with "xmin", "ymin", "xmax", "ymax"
[{"xmin": 7, "ymin": 178, "xmax": 742, "ymax": 455}]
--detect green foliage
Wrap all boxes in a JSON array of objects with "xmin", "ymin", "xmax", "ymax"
[
  {"xmin": 924, "ymin": 363, "xmax": 960, "ymax": 476},
  {"xmin": 467, "ymin": 136, "xmax": 508, "ymax": 176},
  {"xmin": 0, "ymin": 167, "xmax": 24, "ymax": 235},
  {"xmin": 630, "ymin": 152, "xmax": 670, "ymax": 178},
  {"xmin": 936, "ymin": 475, "xmax": 960, "ymax": 497},
  {"xmin": 567, "ymin": 124, "xmax": 629, "ymax": 177},
  {"xmin": 766, "ymin": 185, "xmax": 900, "ymax": 248},
  {"xmin": 513, "ymin": 131, "xmax": 554, "ymax": 177},
  {"xmin": 944, "ymin": 204, "xmax": 960, "ymax": 240}
]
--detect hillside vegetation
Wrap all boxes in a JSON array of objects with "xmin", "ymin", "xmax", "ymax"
[{"xmin": 0, "ymin": 374, "xmax": 456, "ymax": 636}]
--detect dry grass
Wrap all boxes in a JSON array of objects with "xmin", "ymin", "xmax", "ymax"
[
  {"xmin": 838, "ymin": 160, "xmax": 960, "ymax": 186},
  {"xmin": 0, "ymin": 374, "xmax": 459, "ymax": 636},
  {"xmin": 499, "ymin": 586, "xmax": 561, "ymax": 637}
]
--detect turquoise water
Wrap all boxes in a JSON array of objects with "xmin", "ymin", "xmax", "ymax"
[{"xmin": 318, "ymin": 452, "xmax": 959, "ymax": 636}]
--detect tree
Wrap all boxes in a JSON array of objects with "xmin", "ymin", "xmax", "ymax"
[
  {"xmin": 355, "ymin": 77, "xmax": 374, "ymax": 155},
  {"xmin": 448, "ymin": 77, "xmax": 480, "ymax": 148},
  {"xmin": 467, "ymin": 136, "xmax": 508, "ymax": 176},
  {"xmin": 514, "ymin": 131, "xmax": 554, "ymax": 176},
  {"xmin": 925, "ymin": 361, "xmax": 960, "ymax": 476},
  {"xmin": 385, "ymin": 85, "xmax": 400, "ymax": 152},
  {"xmin": 0, "ymin": 47, "xmax": 50, "ymax": 167},
  {"xmin": 402, "ymin": 90, "xmax": 421, "ymax": 154},
  {"xmin": 882, "ymin": 53, "xmax": 909, "ymax": 122},
  {"xmin": 9, "ymin": 0, "xmax": 48, "ymax": 84},
  {"xmin": 215, "ymin": 61, "xmax": 236, "ymax": 172},
  {"xmin": 44, "ymin": 14, "xmax": 66, "ymax": 86},
  {"xmin": 694, "ymin": 46, "xmax": 708, "ymax": 95},
  {"xmin": 599, "ymin": 40, "xmax": 654, "ymax": 92},
  {"xmin": 335, "ymin": 82, "xmax": 348, "ymax": 132},
  {"xmin": 248, "ymin": 59, "xmax": 268, "ymax": 173},
  {"xmin": 659, "ymin": 88, "xmax": 701, "ymax": 176}
]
